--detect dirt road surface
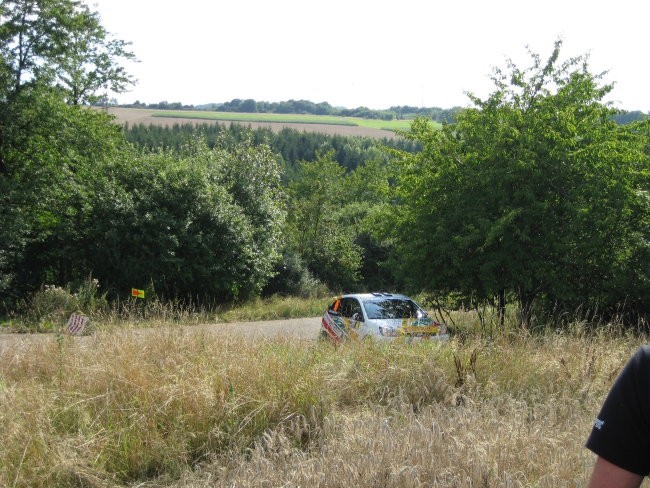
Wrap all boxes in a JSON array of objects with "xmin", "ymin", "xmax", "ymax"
[{"xmin": 0, "ymin": 317, "xmax": 323, "ymax": 353}]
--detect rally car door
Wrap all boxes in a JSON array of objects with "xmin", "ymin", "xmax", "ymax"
[{"xmin": 340, "ymin": 297, "xmax": 364, "ymax": 339}]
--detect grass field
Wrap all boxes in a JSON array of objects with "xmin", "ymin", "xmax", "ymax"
[
  {"xmin": 1, "ymin": 298, "xmax": 646, "ymax": 487},
  {"xmin": 106, "ymin": 107, "xmax": 436, "ymax": 139},
  {"xmin": 151, "ymin": 110, "xmax": 417, "ymax": 131}
]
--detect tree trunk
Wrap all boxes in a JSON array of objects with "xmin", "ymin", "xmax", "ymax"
[
  {"xmin": 497, "ymin": 288, "xmax": 506, "ymax": 327},
  {"xmin": 518, "ymin": 288, "xmax": 534, "ymax": 328}
]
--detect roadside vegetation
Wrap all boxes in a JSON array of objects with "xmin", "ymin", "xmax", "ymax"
[
  {"xmin": 1, "ymin": 277, "xmax": 330, "ymax": 332},
  {"xmin": 0, "ymin": 302, "xmax": 643, "ymax": 487}
]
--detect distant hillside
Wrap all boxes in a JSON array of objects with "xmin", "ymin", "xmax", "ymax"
[
  {"xmin": 107, "ymin": 98, "xmax": 648, "ymax": 126},
  {"xmin": 112, "ymin": 98, "xmax": 463, "ymax": 124},
  {"xmin": 106, "ymin": 107, "xmax": 407, "ymax": 140}
]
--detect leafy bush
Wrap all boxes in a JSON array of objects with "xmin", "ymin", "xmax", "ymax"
[
  {"xmin": 17, "ymin": 277, "xmax": 108, "ymax": 331},
  {"xmin": 263, "ymin": 249, "xmax": 329, "ymax": 298}
]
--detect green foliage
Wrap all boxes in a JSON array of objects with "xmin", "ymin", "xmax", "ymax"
[
  {"xmin": 0, "ymin": 0, "xmax": 136, "ymax": 311},
  {"xmin": 17, "ymin": 277, "xmax": 107, "ymax": 330},
  {"xmin": 285, "ymin": 150, "xmax": 363, "ymax": 290},
  {"xmin": 280, "ymin": 150, "xmax": 398, "ymax": 292},
  {"xmin": 0, "ymin": 89, "xmax": 125, "ymax": 307},
  {"xmin": 390, "ymin": 40, "xmax": 650, "ymax": 323},
  {"xmin": 123, "ymin": 121, "xmax": 419, "ymax": 172},
  {"xmin": 0, "ymin": 0, "xmax": 135, "ymax": 103},
  {"xmin": 263, "ymin": 248, "xmax": 329, "ymax": 298},
  {"xmin": 125, "ymin": 122, "xmax": 407, "ymax": 295},
  {"xmin": 20, "ymin": 285, "xmax": 80, "ymax": 330},
  {"xmin": 84, "ymin": 136, "xmax": 285, "ymax": 302},
  {"xmin": 218, "ymin": 294, "xmax": 331, "ymax": 321},
  {"xmin": 0, "ymin": 99, "xmax": 287, "ymax": 310}
]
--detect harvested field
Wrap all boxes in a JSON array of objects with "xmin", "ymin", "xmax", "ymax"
[{"xmin": 105, "ymin": 107, "xmax": 400, "ymax": 139}]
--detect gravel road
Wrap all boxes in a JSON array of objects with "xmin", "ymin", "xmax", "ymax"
[
  {"xmin": 199, "ymin": 317, "xmax": 322, "ymax": 340},
  {"xmin": 0, "ymin": 317, "xmax": 323, "ymax": 353}
]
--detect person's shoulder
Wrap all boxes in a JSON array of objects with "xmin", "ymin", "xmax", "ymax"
[
  {"xmin": 619, "ymin": 345, "xmax": 650, "ymax": 383},
  {"xmin": 631, "ymin": 345, "xmax": 650, "ymax": 366},
  {"xmin": 637, "ymin": 345, "xmax": 650, "ymax": 356}
]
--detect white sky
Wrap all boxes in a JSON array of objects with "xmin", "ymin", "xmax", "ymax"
[{"xmin": 90, "ymin": 0, "xmax": 649, "ymax": 111}]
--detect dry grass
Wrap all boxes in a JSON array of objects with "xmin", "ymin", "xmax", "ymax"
[
  {"xmin": 0, "ymin": 319, "xmax": 647, "ymax": 487},
  {"xmin": 217, "ymin": 296, "xmax": 330, "ymax": 322}
]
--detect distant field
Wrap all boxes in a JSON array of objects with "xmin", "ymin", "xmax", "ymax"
[
  {"xmin": 150, "ymin": 110, "xmax": 415, "ymax": 131},
  {"xmin": 106, "ymin": 107, "xmax": 430, "ymax": 139}
]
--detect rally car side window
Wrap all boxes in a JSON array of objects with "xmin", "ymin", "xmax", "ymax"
[
  {"xmin": 339, "ymin": 297, "xmax": 363, "ymax": 320},
  {"xmin": 339, "ymin": 298, "xmax": 351, "ymax": 317},
  {"xmin": 338, "ymin": 298, "xmax": 351, "ymax": 317},
  {"xmin": 350, "ymin": 300, "xmax": 363, "ymax": 321}
]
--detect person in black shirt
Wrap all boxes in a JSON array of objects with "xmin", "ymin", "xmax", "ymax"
[{"xmin": 586, "ymin": 345, "xmax": 650, "ymax": 487}]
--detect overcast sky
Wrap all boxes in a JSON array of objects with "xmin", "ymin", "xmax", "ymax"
[{"xmin": 90, "ymin": 0, "xmax": 649, "ymax": 111}]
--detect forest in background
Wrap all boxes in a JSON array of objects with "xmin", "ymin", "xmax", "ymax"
[
  {"xmin": 123, "ymin": 122, "xmax": 420, "ymax": 172},
  {"xmin": 1, "ymin": 0, "xmax": 650, "ymax": 327}
]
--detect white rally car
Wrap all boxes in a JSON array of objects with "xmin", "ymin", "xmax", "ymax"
[{"xmin": 321, "ymin": 292, "xmax": 449, "ymax": 343}]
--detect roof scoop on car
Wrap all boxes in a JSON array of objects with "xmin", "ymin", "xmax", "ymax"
[{"xmin": 371, "ymin": 292, "xmax": 394, "ymax": 297}]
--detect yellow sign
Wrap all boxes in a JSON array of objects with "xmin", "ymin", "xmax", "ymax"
[{"xmin": 131, "ymin": 288, "xmax": 145, "ymax": 298}]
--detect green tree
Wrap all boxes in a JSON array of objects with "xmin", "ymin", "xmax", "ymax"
[
  {"xmin": 338, "ymin": 158, "xmax": 396, "ymax": 290},
  {"xmin": 285, "ymin": 150, "xmax": 362, "ymax": 290},
  {"xmin": 0, "ymin": 0, "xmax": 135, "ymax": 103},
  {"xmin": 390, "ymin": 40, "xmax": 650, "ymax": 324},
  {"xmin": 0, "ymin": 90, "xmax": 125, "ymax": 306},
  {"xmin": 0, "ymin": 0, "xmax": 136, "ymax": 310},
  {"xmin": 84, "ymin": 138, "xmax": 285, "ymax": 302}
]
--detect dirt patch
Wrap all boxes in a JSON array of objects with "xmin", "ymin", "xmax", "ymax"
[{"xmin": 105, "ymin": 107, "xmax": 399, "ymax": 140}]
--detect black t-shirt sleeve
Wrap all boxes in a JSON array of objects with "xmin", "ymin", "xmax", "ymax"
[{"xmin": 586, "ymin": 345, "xmax": 650, "ymax": 475}]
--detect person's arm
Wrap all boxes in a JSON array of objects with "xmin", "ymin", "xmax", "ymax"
[{"xmin": 587, "ymin": 456, "xmax": 643, "ymax": 488}]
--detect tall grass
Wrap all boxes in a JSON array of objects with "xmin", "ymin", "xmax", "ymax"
[
  {"xmin": 1, "ymin": 311, "xmax": 645, "ymax": 487},
  {"xmin": 0, "ymin": 330, "xmax": 333, "ymax": 486},
  {"xmin": 217, "ymin": 295, "xmax": 329, "ymax": 322}
]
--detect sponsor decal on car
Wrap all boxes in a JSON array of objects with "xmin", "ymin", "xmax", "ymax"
[
  {"xmin": 400, "ymin": 317, "xmax": 445, "ymax": 337},
  {"xmin": 322, "ymin": 312, "xmax": 346, "ymax": 343},
  {"xmin": 322, "ymin": 312, "xmax": 362, "ymax": 343},
  {"xmin": 401, "ymin": 325, "xmax": 440, "ymax": 336}
]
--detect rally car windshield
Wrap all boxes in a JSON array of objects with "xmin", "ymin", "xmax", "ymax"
[{"xmin": 362, "ymin": 298, "xmax": 424, "ymax": 320}]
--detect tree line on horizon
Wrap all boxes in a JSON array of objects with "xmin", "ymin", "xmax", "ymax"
[
  {"xmin": 117, "ymin": 98, "xmax": 647, "ymax": 126},
  {"xmin": 116, "ymin": 98, "xmax": 465, "ymax": 123},
  {"xmin": 2, "ymin": 0, "xmax": 650, "ymax": 326}
]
